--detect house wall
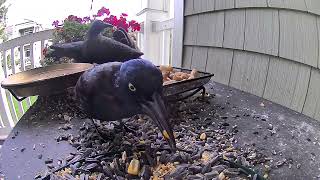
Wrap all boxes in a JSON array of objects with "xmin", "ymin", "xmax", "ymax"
[{"xmin": 182, "ymin": 0, "xmax": 320, "ymax": 121}]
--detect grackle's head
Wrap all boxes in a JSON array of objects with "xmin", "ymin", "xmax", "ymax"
[
  {"xmin": 118, "ymin": 59, "xmax": 176, "ymax": 151},
  {"xmin": 87, "ymin": 20, "xmax": 114, "ymax": 38}
]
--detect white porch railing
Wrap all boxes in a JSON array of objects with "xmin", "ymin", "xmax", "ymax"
[{"xmin": 0, "ymin": 29, "xmax": 54, "ymax": 139}]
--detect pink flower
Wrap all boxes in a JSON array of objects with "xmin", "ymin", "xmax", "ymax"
[
  {"xmin": 65, "ymin": 15, "xmax": 83, "ymax": 24},
  {"xmin": 103, "ymin": 15, "xmax": 118, "ymax": 26},
  {"xmin": 83, "ymin": 16, "xmax": 91, "ymax": 23},
  {"xmin": 129, "ymin": 20, "xmax": 141, "ymax": 32},
  {"xmin": 121, "ymin": 13, "xmax": 128, "ymax": 17},
  {"xmin": 52, "ymin": 20, "xmax": 60, "ymax": 27},
  {"xmin": 97, "ymin": 7, "xmax": 110, "ymax": 17},
  {"xmin": 117, "ymin": 16, "xmax": 129, "ymax": 31}
]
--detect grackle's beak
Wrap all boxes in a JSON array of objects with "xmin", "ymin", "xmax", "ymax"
[{"xmin": 141, "ymin": 92, "xmax": 176, "ymax": 151}]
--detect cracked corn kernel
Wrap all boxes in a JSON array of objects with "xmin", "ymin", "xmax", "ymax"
[{"xmin": 128, "ymin": 159, "xmax": 140, "ymax": 175}]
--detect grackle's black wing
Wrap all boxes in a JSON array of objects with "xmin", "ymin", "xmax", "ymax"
[
  {"xmin": 81, "ymin": 34, "xmax": 143, "ymax": 64},
  {"xmin": 46, "ymin": 41, "xmax": 84, "ymax": 61}
]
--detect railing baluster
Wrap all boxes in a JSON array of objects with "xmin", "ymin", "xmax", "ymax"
[
  {"xmin": 11, "ymin": 48, "xmax": 25, "ymax": 115},
  {"xmin": 19, "ymin": 45, "xmax": 31, "ymax": 107},
  {"xmin": 19, "ymin": 46, "xmax": 25, "ymax": 71},
  {"xmin": 161, "ymin": 30, "xmax": 170, "ymax": 65},
  {"xmin": 41, "ymin": 40, "xmax": 45, "ymax": 63},
  {"xmin": 2, "ymin": 50, "xmax": 18, "ymax": 122},
  {"xmin": 30, "ymin": 43, "xmax": 35, "ymax": 68},
  {"xmin": 0, "ymin": 51, "xmax": 15, "ymax": 127}
]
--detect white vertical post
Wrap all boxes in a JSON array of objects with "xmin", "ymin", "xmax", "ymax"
[
  {"xmin": 172, "ymin": 0, "xmax": 184, "ymax": 67},
  {"xmin": 19, "ymin": 46, "xmax": 25, "ymax": 71},
  {"xmin": 19, "ymin": 45, "xmax": 31, "ymax": 107},
  {"xmin": 30, "ymin": 43, "xmax": 35, "ymax": 68},
  {"xmin": 0, "ymin": 52, "xmax": 14, "ymax": 128},
  {"xmin": 2, "ymin": 50, "xmax": 18, "ymax": 122},
  {"xmin": 161, "ymin": 30, "xmax": 170, "ymax": 65},
  {"xmin": 137, "ymin": 0, "xmax": 170, "ymax": 65},
  {"xmin": 11, "ymin": 48, "xmax": 25, "ymax": 115}
]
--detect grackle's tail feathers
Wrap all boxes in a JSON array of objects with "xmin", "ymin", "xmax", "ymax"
[{"xmin": 45, "ymin": 41, "xmax": 84, "ymax": 61}]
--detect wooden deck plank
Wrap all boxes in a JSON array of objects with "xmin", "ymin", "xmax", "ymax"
[
  {"xmin": 229, "ymin": 51, "xmax": 269, "ymax": 97},
  {"xmin": 223, "ymin": 9, "xmax": 245, "ymax": 50},
  {"xmin": 197, "ymin": 12, "xmax": 224, "ymax": 47},
  {"xmin": 244, "ymin": 9, "xmax": 279, "ymax": 56},
  {"xmin": 279, "ymin": 10, "xmax": 318, "ymax": 67},
  {"xmin": 206, "ymin": 48, "xmax": 233, "ymax": 85}
]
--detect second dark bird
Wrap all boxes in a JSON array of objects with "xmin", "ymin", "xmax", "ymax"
[
  {"xmin": 74, "ymin": 59, "xmax": 176, "ymax": 151},
  {"xmin": 45, "ymin": 20, "xmax": 143, "ymax": 64}
]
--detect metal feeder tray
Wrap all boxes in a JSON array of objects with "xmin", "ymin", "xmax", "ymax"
[
  {"xmin": 161, "ymin": 66, "xmax": 214, "ymax": 102},
  {"xmin": 1, "ymin": 63, "xmax": 94, "ymax": 101},
  {"xmin": 1, "ymin": 64, "xmax": 213, "ymax": 103}
]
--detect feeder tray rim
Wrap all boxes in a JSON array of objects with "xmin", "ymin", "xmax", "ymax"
[{"xmin": 1, "ymin": 63, "xmax": 93, "ymax": 88}]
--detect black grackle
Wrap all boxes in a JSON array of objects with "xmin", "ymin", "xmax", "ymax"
[
  {"xmin": 74, "ymin": 59, "xmax": 176, "ymax": 151},
  {"xmin": 46, "ymin": 20, "xmax": 143, "ymax": 64}
]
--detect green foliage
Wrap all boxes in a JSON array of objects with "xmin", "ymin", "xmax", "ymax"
[
  {"xmin": 52, "ymin": 20, "xmax": 113, "ymax": 43},
  {"xmin": 52, "ymin": 20, "xmax": 90, "ymax": 43}
]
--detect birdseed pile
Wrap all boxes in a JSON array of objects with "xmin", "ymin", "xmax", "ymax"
[{"xmin": 33, "ymin": 91, "xmax": 272, "ymax": 180}]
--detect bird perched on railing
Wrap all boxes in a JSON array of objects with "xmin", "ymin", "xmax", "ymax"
[
  {"xmin": 45, "ymin": 20, "xmax": 143, "ymax": 64},
  {"xmin": 74, "ymin": 58, "xmax": 176, "ymax": 151}
]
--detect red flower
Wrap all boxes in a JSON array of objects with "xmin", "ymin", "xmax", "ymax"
[
  {"xmin": 97, "ymin": 7, "xmax": 110, "ymax": 17},
  {"xmin": 117, "ymin": 16, "xmax": 129, "ymax": 31},
  {"xmin": 103, "ymin": 15, "xmax": 118, "ymax": 26},
  {"xmin": 129, "ymin": 20, "xmax": 141, "ymax": 32}
]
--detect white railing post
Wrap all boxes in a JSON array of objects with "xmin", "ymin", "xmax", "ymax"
[
  {"xmin": 161, "ymin": 30, "xmax": 170, "ymax": 65},
  {"xmin": 11, "ymin": 48, "xmax": 25, "ymax": 115},
  {"xmin": 172, "ymin": 0, "xmax": 184, "ymax": 67},
  {"xmin": 30, "ymin": 43, "xmax": 35, "ymax": 68},
  {"xmin": 0, "ymin": 52, "xmax": 14, "ymax": 128},
  {"xmin": 137, "ymin": 0, "xmax": 171, "ymax": 65},
  {"xmin": 2, "ymin": 50, "xmax": 18, "ymax": 122}
]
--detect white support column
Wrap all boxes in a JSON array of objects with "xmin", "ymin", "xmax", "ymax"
[
  {"xmin": 172, "ymin": 0, "xmax": 184, "ymax": 67},
  {"xmin": 161, "ymin": 30, "xmax": 170, "ymax": 65},
  {"xmin": 137, "ymin": 0, "xmax": 170, "ymax": 65}
]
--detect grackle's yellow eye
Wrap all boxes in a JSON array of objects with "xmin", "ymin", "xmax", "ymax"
[{"xmin": 128, "ymin": 83, "xmax": 136, "ymax": 92}]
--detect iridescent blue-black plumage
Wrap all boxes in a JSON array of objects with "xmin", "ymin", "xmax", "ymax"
[
  {"xmin": 75, "ymin": 59, "xmax": 176, "ymax": 150},
  {"xmin": 46, "ymin": 20, "xmax": 143, "ymax": 64}
]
